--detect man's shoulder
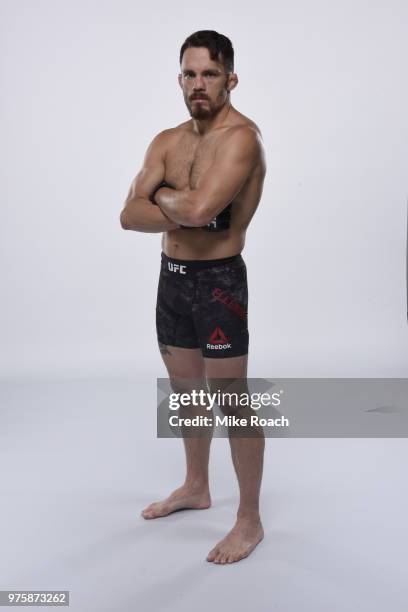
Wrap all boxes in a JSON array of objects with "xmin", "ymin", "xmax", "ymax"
[
  {"xmin": 157, "ymin": 121, "xmax": 192, "ymax": 138},
  {"xmin": 219, "ymin": 121, "xmax": 263, "ymax": 157},
  {"xmin": 146, "ymin": 124, "xmax": 189, "ymax": 157},
  {"xmin": 151, "ymin": 122, "xmax": 191, "ymax": 147},
  {"xmin": 227, "ymin": 109, "xmax": 263, "ymax": 137}
]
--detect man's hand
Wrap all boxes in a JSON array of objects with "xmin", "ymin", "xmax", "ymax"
[{"xmin": 149, "ymin": 180, "xmax": 175, "ymax": 205}]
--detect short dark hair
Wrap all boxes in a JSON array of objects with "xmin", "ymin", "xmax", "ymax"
[{"xmin": 179, "ymin": 30, "xmax": 234, "ymax": 73}]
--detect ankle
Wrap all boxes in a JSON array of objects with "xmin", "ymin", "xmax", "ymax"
[
  {"xmin": 183, "ymin": 479, "xmax": 209, "ymax": 493},
  {"xmin": 236, "ymin": 509, "xmax": 261, "ymax": 523}
]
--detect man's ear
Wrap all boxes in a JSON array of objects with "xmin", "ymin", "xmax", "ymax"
[
  {"xmin": 227, "ymin": 73, "xmax": 238, "ymax": 93},
  {"xmin": 178, "ymin": 73, "xmax": 182, "ymax": 89}
]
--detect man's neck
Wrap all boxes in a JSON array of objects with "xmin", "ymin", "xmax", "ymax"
[{"xmin": 192, "ymin": 100, "xmax": 233, "ymax": 136}]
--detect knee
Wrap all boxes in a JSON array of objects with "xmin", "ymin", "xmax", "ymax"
[{"xmin": 207, "ymin": 377, "xmax": 250, "ymax": 417}]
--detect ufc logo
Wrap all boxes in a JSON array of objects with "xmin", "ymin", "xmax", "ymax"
[{"xmin": 168, "ymin": 262, "xmax": 186, "ymax": 274}]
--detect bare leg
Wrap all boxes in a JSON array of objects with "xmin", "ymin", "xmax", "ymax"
[
  {"xmin": 141, "ymin": 344, "xmax": 213, "ymax": 519},
  {"xmin": 205, "ymin": 354, "xmax": 265, "ymax": 564}
]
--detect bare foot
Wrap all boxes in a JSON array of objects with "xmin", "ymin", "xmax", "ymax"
[
  {"xmin": 206, "ymin": 516, "xmax": 264, "ymax": 564},
  {"xmin": 141, "ymin": 485, "xmax": 211, "ymax": 519}
]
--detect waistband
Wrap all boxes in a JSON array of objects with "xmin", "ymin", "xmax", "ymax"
[{"xmin": 161, "ymin": 251, "xmax": 243, "ymax": 272}]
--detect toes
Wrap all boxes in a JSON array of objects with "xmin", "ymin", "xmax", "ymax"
[
  {"xmin": 151, "ymin": 503, "xmax": 171, "ymax": 518},
  {"xmin": 216, "ymin": 552, "xmax": 227, "ymax": 564},
  {"xmin": 141, "ymin": 503, "xmax": 164, "ymax": 519},
  {"xmin": 208, "ymin": 548, "xmax": 244, "ymax": 565},
  {"xmin": 213, "ymin": 551, "xmax": 223, "ymax": 564},
  {"xmin": 206, "ymin": 547, "xmax": 218, "ymax": 562}
]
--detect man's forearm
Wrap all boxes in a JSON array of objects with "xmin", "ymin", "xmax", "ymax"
[
  {"xmin": 155, "ymin": 187, "xmax": 202, "ymax": 226},
  {"xmin": 120, "ymin": 197, "xmax": 180, "ymax": 233}
]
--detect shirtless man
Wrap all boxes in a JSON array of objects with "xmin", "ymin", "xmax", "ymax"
[{"xmin": 120, "ymin": 30, "xmax": 266, "ymax": 564}]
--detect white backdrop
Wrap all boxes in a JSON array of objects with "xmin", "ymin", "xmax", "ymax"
[{"xmin": 1, "ymin": 0, "xmax": 407, "ymax": 381}]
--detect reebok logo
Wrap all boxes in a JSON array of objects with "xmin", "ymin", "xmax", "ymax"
[
  {"xmin": 168, "ymin": 262, "xmax": 186, "ymax": 274},
  {"xmin": 207, "ymin": 326, "xmax": 231, "ymax": 350}
]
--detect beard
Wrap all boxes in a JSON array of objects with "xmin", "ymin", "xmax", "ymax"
[
  {"xmin": 189, "ymin": 105, "xmax": 212, "ymax": 119},
  {"xmin": 184, "ymin": 95, "xmax": 219, "ymax": 119}
]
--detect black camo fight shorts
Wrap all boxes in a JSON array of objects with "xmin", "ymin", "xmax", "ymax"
[{"xmin": 156, "ymin": 251, "xmax": 249, "ymax": 358}]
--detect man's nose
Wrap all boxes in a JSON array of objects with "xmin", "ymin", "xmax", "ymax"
[{"xmin": 192, "ymin": 75, "xmax": 205, "ymax": 89}]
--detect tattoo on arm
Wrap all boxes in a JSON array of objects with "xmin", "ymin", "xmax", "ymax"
[{"xmin": 158, "ymin": 342, "xmax": 172, "ymax": 356}]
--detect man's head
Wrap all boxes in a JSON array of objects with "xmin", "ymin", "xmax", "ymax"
[{"xmin": 178, "ymin": 30, "xmax": 238, "ymax": 120}]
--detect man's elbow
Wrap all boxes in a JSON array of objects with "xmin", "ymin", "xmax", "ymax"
[
  {"xmin": 189, "ymin": 206, "xmax": 216, "ymax": 228},
  {"xmin": 186, "ymin": 197, "xmax": 214, "ymax": 227},
  {"xmin": 177, "ymin": 190, "xmax": 215, "ymax": 227},
  {"xmin": 120, "ymin": 208, "xmax": 131, "ymax": 230},
  {"xmin": 187, "ymin": 211, "xmax": 207, "ymax": 227}
]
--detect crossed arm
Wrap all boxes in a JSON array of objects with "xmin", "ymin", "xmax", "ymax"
[
  {"xmin": 155, "ymin": 127, "xmax": 262, "ymax": 227},
  {"xmin": 120, "ymin": 126, "xmax": 262, "ymax": 232}
]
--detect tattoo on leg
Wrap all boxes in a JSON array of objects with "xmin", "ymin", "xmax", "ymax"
[{"xmin": 159, "ymin": 342, "xmax": 172, "ymax": 356}]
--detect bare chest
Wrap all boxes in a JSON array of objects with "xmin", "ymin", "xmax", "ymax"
[{"xmin": 165, "ymin": 133, "xmax": 217, "ymax": 190}]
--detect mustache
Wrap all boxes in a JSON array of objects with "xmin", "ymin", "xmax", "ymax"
[{"xmin": 190, "ymin": 95, "xmax": 209, "ymax": 100}]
